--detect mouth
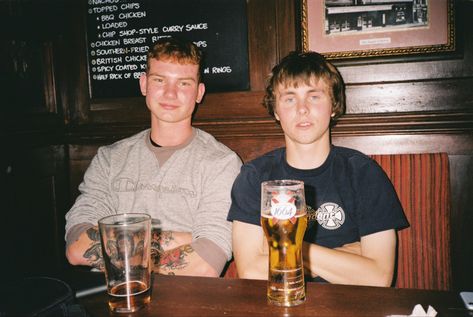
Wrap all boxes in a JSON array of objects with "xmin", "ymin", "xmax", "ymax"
[
  {"xmin": 160, "ymin": 103, "xmax": 179, "ymax": 110},
  {"xmin": 297, "ymin": 122, "xmax": 312, "ymax": 128}
]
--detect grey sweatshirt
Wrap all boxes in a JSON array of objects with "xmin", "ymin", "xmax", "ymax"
[{"xmin": 65, "ymin": 128, "xmax": 242, "ymax": 261}]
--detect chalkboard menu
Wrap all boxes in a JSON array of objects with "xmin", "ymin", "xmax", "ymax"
[{"xmin": 86, "ymin": 0, "xmax": 249, "ymax": 99}]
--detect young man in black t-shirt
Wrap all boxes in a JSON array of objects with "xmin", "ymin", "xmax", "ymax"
[{"xmin": 227, "ymin": 51, "xmax": 408, "ymax": 286}]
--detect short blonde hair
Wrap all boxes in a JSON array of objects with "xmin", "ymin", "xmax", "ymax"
[{"xmin": 146, "ymin": 37, "xmax": 203, "ymax": 82}]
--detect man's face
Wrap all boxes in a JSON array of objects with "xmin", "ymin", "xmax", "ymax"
[
  {"xmin": 139, "ymin": 58, "xmax": 205, "ymax": 126},
  {"xmin": 274, "ymin": 78, "xmax": 333, "ymax": 147}
]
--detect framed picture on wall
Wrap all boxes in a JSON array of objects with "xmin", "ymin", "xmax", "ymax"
[{"xmin": 301, "ymin": 0, "xmax": 455, "ymax": 59}]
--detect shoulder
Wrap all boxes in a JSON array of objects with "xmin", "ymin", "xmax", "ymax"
[
  {"xmin": 91, "ymin": 130, "xmax": 149, "ymax": 164},
  {"xmin": 192, "ymin": 128, "xmax": 241, "ymax": 160},
  {"xmin": 98, "ymin": 129, "xmax": 149, "ymax": 155},
  {"xmin": 236, "ymin": 147, "xmax": 285, "ymax": 181},
  {"xmin": 244, "ymin": 147, "xmax": 285, "ymax": 170},
  {"xmin": 331, "ymin": 145, "xmax": 387, "ymax": 182},
  {"xmin": 331, "ymin": 146, "xmax": 376, "ymax": 168}
]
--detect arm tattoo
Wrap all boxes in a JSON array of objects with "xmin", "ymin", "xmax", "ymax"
[
  {"xmin": 84, "ymin": 227, "xmax": 104, "ymax": 270},
  {"xmin": 156, "ymin": 245, "xmax": 194, "ymax": 273},
  {"xmin": 151, "ymin": 230, "xmax": 194, "ymax": 273},
  {"xmin": 151, "ymin": 230, "xmax": 174, "ymax": 259}
]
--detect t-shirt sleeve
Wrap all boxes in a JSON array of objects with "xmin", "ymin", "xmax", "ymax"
[
  {"xmin": 355, "ymin": 159, "xmax": 409, "ymax": 237},
  {"xmin": 227, "ymin": 164, "xmax": 262, "ymax": 226}
]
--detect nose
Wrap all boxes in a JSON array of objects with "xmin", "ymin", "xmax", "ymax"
[
  {"xmin": 296, "ymin": 101, "xmax": 309, "ymax": 115},
  {"xmin": 164, "ymin": 83, "xmax": 177, "ymax": 99}
]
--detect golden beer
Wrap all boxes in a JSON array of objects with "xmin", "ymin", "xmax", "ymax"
[
  {"xmin": 261, "ymin": 179, "xmax": 307, "ymax": 307},
  {"xmin": 108, "ymin": 280, "xmax": 151, "ymax": 313},
  {"xmin": 262, "ymin": 213, "xmax": 307, "ymax": 306}
]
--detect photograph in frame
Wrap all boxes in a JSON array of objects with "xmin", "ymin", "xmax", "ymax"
[{"xmin": 301, "ymin": 0, "xmax": 455, "ymax": 59}]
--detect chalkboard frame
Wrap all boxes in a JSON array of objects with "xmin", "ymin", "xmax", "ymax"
[{"xmin": 85, "ymin": 0, "xmax": 250, "ymax": 100}]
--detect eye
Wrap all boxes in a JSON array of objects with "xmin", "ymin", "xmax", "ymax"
[
  {"xmin": 281, "ymin": 96, "xmax": 296, "ymax": 105},
  {"xmin": 179, "ymin": 80, "xmax": 193, "ymax": 87},
  {"xmin": 308, "ymin": 92, "xmax": 326, "ymax": 104},
  {"xmin": 308, "ymin": 95, "xmax": 319, "ymax": 102}
]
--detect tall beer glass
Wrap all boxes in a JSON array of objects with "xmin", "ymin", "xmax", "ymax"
[
  {"xmin": 98, "ymin": 213, "xmax": 152, "ymax": 313},
  {"xmin": 261, "ymin": 180, "xmax": 307, "ymax": 307}
]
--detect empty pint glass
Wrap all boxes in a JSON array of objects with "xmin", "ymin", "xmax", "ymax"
[
  {"xmin": 98, "ymin": 213, "xmax": 152, "ymax": 313},
  {"xmin": 261, "ymin": 180, "xmax": 307, "ymax": 306}
]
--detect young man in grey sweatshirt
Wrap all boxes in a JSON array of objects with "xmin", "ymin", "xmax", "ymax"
[{"xmin": 65, "ymin": 37, "xmax": 242, "ymax": 277}]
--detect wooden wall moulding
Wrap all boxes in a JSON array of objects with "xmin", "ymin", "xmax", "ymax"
[
  {"xmin": 196, "ymin": 110, "xmax": 473, "ymax": 139},
  {"xmin": 65, "ymin": 110, "xmax": 473, "ymax": 146},
  {"xmin": 86, "ymin": 91, "xmax": 269, "ymax": 124},
  {"xmin": 331, "ymin": 111, "xmax": 473, "ymax": 137}
]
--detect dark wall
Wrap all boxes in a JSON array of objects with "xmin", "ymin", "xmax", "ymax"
[
  {"xmin": 0, "ymin": 0, "xmax": 69, "ymax": 279},
  {"xmin": 1, "ymin": 0, "xmax": 472, "ymax": 290}
]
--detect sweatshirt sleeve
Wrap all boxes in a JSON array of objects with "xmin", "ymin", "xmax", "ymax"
[
  {"xmin": 191, "ymin": 150, "xmax": 242, "ymax": 261},
  {"xmin": 64, "ymin": 146, "xmax": 116, "ymax": 241}
]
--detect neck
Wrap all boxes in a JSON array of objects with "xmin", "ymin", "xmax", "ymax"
[
  {"xmin": 150, "ymin": 119, "xmax": 193, "ymax": 147},
  {"xmin": 285, "ymin": 137, "xmax": 331, "ymax": 170}
]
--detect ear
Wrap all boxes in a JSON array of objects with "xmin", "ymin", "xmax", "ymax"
[
  {"xmin": 274, "ymin": 111, "xmax": 280, "ymax": 121},
  {"xmin": 196, "ymin": 83, "xmax": 206, "ymax": 103},
  {"xmin": 139, "ymin": 72, "xmax": 147, "ymax": 96}
]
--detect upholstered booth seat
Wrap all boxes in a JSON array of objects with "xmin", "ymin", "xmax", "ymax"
[{"xmin": 370, "ymin": 153, "xmax": 451, "ymax": 290}]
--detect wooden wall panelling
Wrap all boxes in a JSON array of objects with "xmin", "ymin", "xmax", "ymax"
[
  {"xmin": 56, "ymin": 0, "xmax": 89, "ymax": 124},
  {"xmin": 448, "ymin": 154, "xmax": 473, "ymax": 293},
  {"xmin": 345, "ymin": 78, "xmax": 473, "ymax": 114},
  {"xmin": 0, "ymin": 0, "xmax": 71, "ymax": 281},
  {"xmin": 68, "ymin": 144, "xmax": 102, "ymax": 203},
  {"xmin": 0, "ymin": 145, "xmax": 69, "ymax": 280},
  {"xmin": 0, "ymin": 0, "xmax": 65, "ymax": 132},
  {"xmin": 246, "ymin": 0, "xmax": 278, "ymax": 92},
  {"xmin": 275, "ymin": 0, "xmax": 297, "ymax": 61}
]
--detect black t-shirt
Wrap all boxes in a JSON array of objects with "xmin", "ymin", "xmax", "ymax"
[{"xmin": 228, "ymin": 146, "xmax": 409, "ymax": 249}]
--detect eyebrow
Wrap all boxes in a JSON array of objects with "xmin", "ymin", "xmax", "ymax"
[
  {"xmin": 278, "ymin": 88, "xmax": 325, "ymax": 96},
  {"xmin": 148, "ymin": 73, "xmax": 197, "ymax": 82}
]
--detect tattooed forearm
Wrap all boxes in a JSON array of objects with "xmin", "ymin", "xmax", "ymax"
[
  {"xmin": 152, "ymin": 231, "xmax": 174, "ymax": 250},
  {"xmin": 86, "ymin": 227, "xmax": 101, "ymax": 241},
  {"xmin": 150, "ymin": 230, "xmax": 196, "ymax": 274},
  {"xmin": 155, "ymin": 245, "xmax": 194, "ymax": 273},
  {"xmin": 151, "ymin": 231, "xmax": 174, "ymax": 260},
  {"xmin": 84, "ymin": 227, "xmax": 104, "ymax": 270}
]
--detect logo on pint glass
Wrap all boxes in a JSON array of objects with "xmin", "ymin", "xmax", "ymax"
[
  {"xmin": 316, "ymin": 202, "xmax": 345, "ymax": 230},
  {"xmin": 270, "ymin": 193, "xmax": 297, "ymax": 222}
]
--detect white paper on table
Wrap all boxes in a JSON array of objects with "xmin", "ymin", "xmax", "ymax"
[{"xmin": 386, "ymin": 304, "xmax": 437, "ymax": 317}]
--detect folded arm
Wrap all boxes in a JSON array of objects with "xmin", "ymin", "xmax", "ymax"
[
  {"xmin": 151, "ymin": 231, "xmax": 219, "ymax": 277},
  {"xmin": 303, "ymin": 229, "xmax": 397, "ymax": 287},
  {"xmin": 233, "ymin": 220, "xmax": 396, "ymax": 286},
  {"xmin": 232, "ymin": 221, "xmax": 268, "ymax": 280},
  {"xmin": 66, "ymin": 226, "xmax": 219, "ymax": 277}
]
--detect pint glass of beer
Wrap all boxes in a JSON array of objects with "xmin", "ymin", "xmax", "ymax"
[
  {"xmin": 98, "ymin": 213, "xmax": 152, "ymax": 313},
  {"xmin": 261, "ymin": 180, "xmax": 307, "ymax": 306}
]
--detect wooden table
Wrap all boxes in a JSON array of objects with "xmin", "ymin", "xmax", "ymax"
[{"xmin": 78, "ymin": 275, "xmax": 471, "ymax": 316}]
